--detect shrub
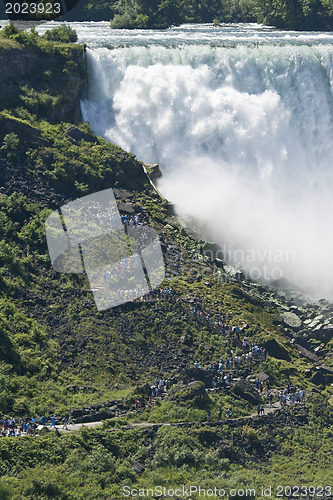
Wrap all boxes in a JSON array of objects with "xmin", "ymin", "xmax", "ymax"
[
  {"xmin": 242, "ymin": 425, "xmax": 260, "ymax": 445},
  {"xmin": 1, "ymin": 132, "xmax": 20, "ymax": 160},
  {"xmin": 43, "ymin": 25, "xmax": 78, "ymax": 43},
  {"xmin": 1, "ymin": 24, "xmax": 18, "ymax": 39}
]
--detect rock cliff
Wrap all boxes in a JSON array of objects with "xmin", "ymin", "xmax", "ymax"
[{"xmin": 0, "ymin": 39, "xmax": 86, "ymax": 123}]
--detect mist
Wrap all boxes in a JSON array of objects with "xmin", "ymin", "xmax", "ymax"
[{"xmin": 81, "ymin": 44, "xmax": 333, "ymax": 298}]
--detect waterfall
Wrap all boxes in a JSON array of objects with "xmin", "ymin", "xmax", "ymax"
[{"xmin": 81, "ymin": 43, "xmax": 333, "ymax": 298}]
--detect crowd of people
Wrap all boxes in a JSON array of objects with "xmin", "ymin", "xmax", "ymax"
[
  {"xmin": 134, "ymin": 376, "xmax": 176, "ymax": 408},
  {"xmin": 0, "ymin": 415, "xmax": 60, "ymax": 438},
  {"xmin": 151, "ymin": 376, "xmax": 176, "ymax": 398},
  {"xmin": 279, "ymin": 385, "xmax": 305, "ymax": 406},
  {"xmin": 194, "ymin": 338, "xmax": 268, "ymax": 376},
  {"xmin": 0, "ymin": 272, "xmax": 308, "ymax": 435},
  {"xmin": 75, "ymin": 203, "xmax": 143, "ymax": 230},
  {"xmin": 140, "ymin": 287, "xmax": 175, "ymax": 301},
  {"xmin": 97, "ymin": 213, "xmax": 163, "ymax": 303},
  {"xmin": 102, "ymin": 253, "xmax": 143, "ymax": 286},
  {"xmin": 91, "ymin": 208, "xmax": 121, "ymax": 228},
  {"xmin": 257, "ymin": 379, "xmax": 306, "ymax": 410}
]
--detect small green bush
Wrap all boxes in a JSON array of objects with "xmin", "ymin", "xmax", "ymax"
[
  {"xmin": 1, "ymin": 132, "xmax": 20, "ymax": 159},
  {"xmin": 44, "ymin": 25, "xmax": 78, "ymax": 43}
]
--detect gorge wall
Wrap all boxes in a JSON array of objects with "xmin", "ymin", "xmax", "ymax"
[{"xmin": 0, "ymin": 39, "xmax": 86, "ymax": 123}]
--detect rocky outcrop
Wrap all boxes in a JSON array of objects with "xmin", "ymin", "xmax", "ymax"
[
  {"xmin": 167, "ymin": 381, "xmax": 211, "ymax": 408},
  {"xmin": 232, "ymin": 379, "xmax": 262, "ymax": 404},
  {"xmin": 64, "ymin": 125, "xmax": 95, "ymax": 144},
  {"xmin": 69, "ymin": 399, "xmax": 131, "ymax": 423},
  {"xmin": 0, "ymin": 43, "xmax": 86, "ymax": 123},
  {"xmin": 262, "ymin": 338, "xmax": 291, "ymax": 361},
  {"xmin": 0, "ymin": 46, "xmax": 40, "ymax": 81},
  {"xmin": 282, "ymin": 311, "xmax": 302, "ymax": 329},
  {"xmin": 145, "ymin": 163, "xmax": 162, "ymax": 181},
  {"xmin": 179, "ymin": 367, "xmax": 220, "ymax": 388},
  {"xmin": 310, "ymin": 365, "xmax": 333, "ymax": 386}
]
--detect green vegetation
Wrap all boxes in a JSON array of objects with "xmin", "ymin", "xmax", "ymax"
[
  {"xmin": 0, "ymin": 25, "xmax": 86, "ymax": 124},
  {"xmin": 64, "ymin": 0, "xmax": 333, "ymax": 30},
  {"xmin": 0, "ymin": 398, "xmax": 331, "ymax": 499},
  {"xmin": 43, "ymin": 25, "xmax": 78, "ymax": 43},
  {"xmin": 0, "ymin": 20, "xmax": 332, "ymax": 499},
  {"xmin": 0, "ymin": 24, "xmax": 78, "ymax": 47},
  {"xmin": 108, "ymin": 0, "xmax": 333, "ymax": 30}
]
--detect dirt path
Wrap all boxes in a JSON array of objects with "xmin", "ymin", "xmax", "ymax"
[{"xmin": 51, "ymin": 401, "xmax": 285, "ymax": 433}]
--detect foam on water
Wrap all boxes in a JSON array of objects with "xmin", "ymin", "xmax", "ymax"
[{"xmin": 80, "ymin": 28, "xmax": 333, "ymax": 297}]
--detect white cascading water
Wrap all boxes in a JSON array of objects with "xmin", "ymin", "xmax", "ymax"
[{"xmin": 81, "ymin": 43, "xmax": 333, "ymax": 298}]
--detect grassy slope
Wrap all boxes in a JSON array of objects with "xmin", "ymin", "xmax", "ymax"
[{"xmin": 0, "ymin": 29, "xmax": 332, "ymax": 499}]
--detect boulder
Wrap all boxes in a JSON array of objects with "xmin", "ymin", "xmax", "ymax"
[
  {"xmin": 132, "ymin": 463, "xmax": 145, "ymax": 474},
  {"xmin": 167, "ymin": 381, "xmax": 211, "ymax": 408},
  {"xmin": 64, "ymin": 125, "xmax": 94, "ymax": 144},
  {"xmin": 232, "ymin": 379, "xmax": 262, "ymax": 404},
  {"xmin": 65, "ymin": 384, "xmax": 78, "ymax": 392},
  {"xmin": 180, "ymin": 333, "xmax": 193, "ymax": 346},
  {"xmin": 313, "ymin": 324, "xmax": 333, "ymax": 343},
  {"xmin": 256, "ymin": 371, "xmax": 269, "ymax": 381},
  {"xmin": 133, "ymin": 383, "xmax": 151, "ymax": 397},
  {"xmin": 146, "ymin": 163, "xmax": 162, "ymax": 181},
  {"xmin": 118, "ymin": 201, "xmax": 134, "ymax": 214},
  {"xmin": 230, "ymin": 286, "xmax": 261, "ymax": 306},
  {"xmin": 113, "ymin": 188, "xmax": 134, "ymax": 200},
  {"xmin": 294, "ymin": 344, "xmax": 319, "ymax": 362},
  {"xmin": 180, "ymin": 367, "xmax": 219, "ymax": 388},
  {"xmin": 282, "ymin": 312, "xmax": 302, "ymax": 329},
  {"xmin": 262, "ymin": 338, "xmax": 291, "ymax": 361},
  {"xmin": 311, "ymin": 365, "xmax": 333, "ymax": 386}
]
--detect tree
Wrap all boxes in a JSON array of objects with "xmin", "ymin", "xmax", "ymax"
[
  {"xmin": 43, "ymin": 25, "xmax": 78, "ymax": 43},
  {"xmin": 1, "ymin": 133, "xmax": 20, "ymax": 160}
]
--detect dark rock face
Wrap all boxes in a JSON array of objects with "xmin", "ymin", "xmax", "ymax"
[
  {"xmin": 262, "ymin": 338, "xmax": 291, "ymax": 361},
  {"xmin": 0, "ymin": 45, "xmax": 86, "ymax": 123},
  {"xmin": 118, "ymin": 201, "xmax": 134, "ymax": 214},
  {"xmin": 64, "ymin": 125, "xmax": 95, "ymax": 144},
  {"xmin": 0, "ymin": 48, "xmax": 40, "ymax": 82},
  {"xmin": 232, "ymin": 379, "xmax": 262, "ymax": 404},
  {"xmin": 134, "ymin": 382, "xmax": 151, "ymax": 397},
  {"xmin": 180, "ymin": 367, "xmax": 220, "ymax": 388},
  {"xmin": 146, "ymin": 163, "xmax": 162, "ymax": 181},
  {"xmin": 311, "ymin": 365, "xmax": 333, "ymax": 386},
  {"xmin": 167, "ymin": 381, "xmax": 211, "ymax": 408},
  {"xmin": 294, "ymin": 344, "xmax": 319, "ymax": 363}
]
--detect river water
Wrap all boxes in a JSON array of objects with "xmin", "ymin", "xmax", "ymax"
[{"xmin": 38, "ymin": 22, "xmax": 333, "ymax": 297}]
